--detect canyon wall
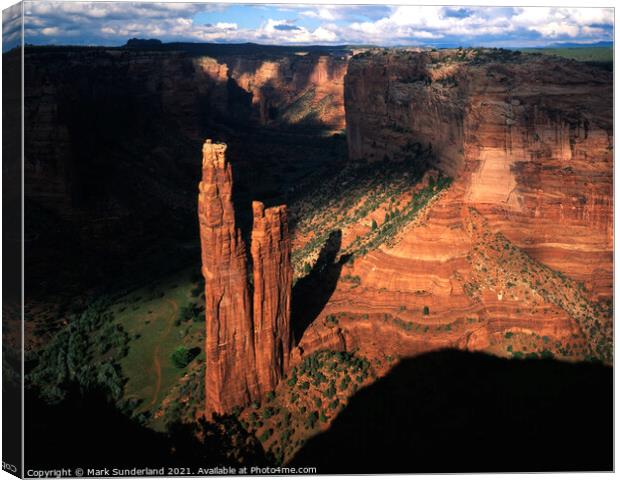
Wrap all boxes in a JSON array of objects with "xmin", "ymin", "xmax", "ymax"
[
  {"xmin": 283, "ymin": 48, "xmax": 613, "ymax": 370},
  {"xmin": 194, "ymin": 52, "xmax": 348, "ymax": 130},
  {"xmin": 199, "ymin": 140, "xmax": 293, "ymax": 417},
  {"xmin": 345, "ymin": 49, "xmax": 613, "ymax": 301},
  {"xmin": 24, "ymin": 48, "xmax": 206, "ymax": 214},
  {"xmin": 23, "ymin": 44, "xmax": 347, "ymax": 300},
  {"xmin": 25, "ymin": 45, "xmax": 347, "ymax": 217}
]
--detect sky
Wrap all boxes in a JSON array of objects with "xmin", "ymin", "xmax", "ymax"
[{"xmin": 1, "ymin": 2, "xmax": 615, "ymax": 51}]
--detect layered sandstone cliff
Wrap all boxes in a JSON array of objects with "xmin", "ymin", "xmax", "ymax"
[
  {"xmin": 344, "ymin": 48, "xmax": 612, "ymax": 302},
  {"xmin": 24, "ymin": 48, "xmax": 206, "ymax": 214},
  {"xmin": 288, "ymin": 48, "xmax": 612, "ymax": 368},
  {"xmin": 199, "ymin": 140, "xmax": 293, "ymax": 417},
  {"xmin": 195, "ymin": 52, "xmax": 348, "ymax": 130}
]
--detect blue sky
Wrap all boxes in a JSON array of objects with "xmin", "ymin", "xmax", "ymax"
[{"xmin": 3, "ymin": 2, "xmax": 614, "ymax": 51}]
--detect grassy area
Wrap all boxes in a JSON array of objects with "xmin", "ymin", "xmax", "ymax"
[
  {"xmin": 112, "ymin": 268, "xmax": 205, "ymax": 427},
  {"xmin": 520, "ymin": 46, "xmax": 612, "ymax": 64}
]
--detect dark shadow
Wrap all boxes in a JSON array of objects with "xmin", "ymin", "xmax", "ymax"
[
  {"xmin": 225, "ymin": 77, "xmax": 253, "ymax": 125},
  {"xmin": 289, "ymin": 349, "xmax": 613, "ymax": 473},
  {"xmin": 25, "ymin": 384, "xmax": 271, "ymax": 473},
  {"xmin": 291, "ymin": 230, "xmax": 349, "ymax": 345}
]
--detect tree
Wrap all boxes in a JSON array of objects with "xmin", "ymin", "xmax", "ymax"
[
  {"xmin": 423, "ymin": 306, "xmax": 430, "ymax": 316},
  {"xmin": 371, "ymin": 219, "xmax": 378, "ymax": 230},
  {"xmin": 171, "ymin": 346, "xmax": 194, "ymax": 368}
]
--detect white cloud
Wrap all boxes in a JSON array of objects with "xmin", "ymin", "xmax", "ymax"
[
  {"xmin": 41, "ymin": 27, "xmax": 60, "ymax": 36},
  {"xmin": 510, "ymin": 7, "xmax": 613, "ymax": 38},
  {"xmin": 214, "ymin": 22, "xmax": 237, "ymax": 31},
  {"xmin": 21, "ymin": 3, "xmax": 614, "ymax": 47},
  {"xmin": 340, "ymin": 6, "xmax": 612, "ymax": 44}
]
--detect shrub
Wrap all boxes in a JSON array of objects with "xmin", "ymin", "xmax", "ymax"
[
  {"xmin": 423, "ymin": 306, "xmax": 430, "ymax": 315},
  {"xmin": 259, "ymin": 429, "xmax": 273, "ymax": 442},
  {"xmin": 324, "ymin": 382, "xmax": 337, "ymax": 399},
  {"xmin": 305, "ymin": 411, "xmax": 319, "ymax": 429},
  {"xmin": 170, "ymin": 346, "xmax": 197, "ymax": 369}
]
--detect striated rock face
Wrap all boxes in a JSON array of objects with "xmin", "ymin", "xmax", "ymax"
[
  {"xmin": 195, "ymin": 53, "xmax": 348, "ymax": 130},
  {"xmin": 199, "ymin": 141, "xmax": 293, "ymax": 417},
  {"xmin": 198, "ymin": 140, "xmax": 259, "ymax": 416},
  {"xmin": 345, "ymin": 49, "xmax": 613, "ymax": 302},
  {"xmin": 283, "ymin": 49, "xmax": 613, "ymax": 369},
  {"xmin": 251, "ymin": 201, "xmax": 293, "ymax": 394}
]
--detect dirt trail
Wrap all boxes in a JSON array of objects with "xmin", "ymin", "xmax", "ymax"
[{"xmin": 148, "ymin": 298, "xmax": 178, "ymax": 408}]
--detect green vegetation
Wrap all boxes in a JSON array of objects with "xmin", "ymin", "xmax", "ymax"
[
  {"xmin": 241, "ymin": 350, "xmax": 373, "ymax": 462},
  {"xmin": 113, "ymin": 268, "xmax": 205, "ymax": 425},
  {"xmin": 290, "ymin": 153, "xmax": 452, "ymax": 278},
  {"xmin": 28, "ymin": 296, "xmax": 129, "ymax": 403},
  {"xmin": 520, "ymin": 46, "xmax": 612, "ymax": 64},
  {"xmin": 346, "ymin": 174, "xmax": 452, "ymax": 257},
  {"xmin": 466, "ymin": 209, "xmax": 612, "ymax": 363},
  {"xmin": 170, "ymin": 346, "xmax": 198, "ymax": 369}
]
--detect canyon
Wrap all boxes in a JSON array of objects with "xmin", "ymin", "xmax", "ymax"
[
  {"xmin": 21, "ymin": 42, "xmax": 613, "ymax": 470},
  {"xmin": 24, "ymin": 42, "xmax": 347, "ymax": 219}
]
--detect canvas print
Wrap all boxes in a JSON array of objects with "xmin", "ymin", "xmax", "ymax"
[{"xmin": 2, "ymin": 1, "xmax": 614, "ymax": 476}]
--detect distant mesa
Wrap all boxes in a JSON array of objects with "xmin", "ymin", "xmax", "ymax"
[{"xmin": 124, "ymin": 38, "xmax": 163, "ymax": 49}]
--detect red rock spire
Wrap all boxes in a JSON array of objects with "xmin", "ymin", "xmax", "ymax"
[
  {"xmin": 198, "ymin": 140, "xmax": 292, "ymax": 418},
  {"xmin": 251, "ymin": 201, "xmax": 293, "ymax": 395},
  {"xmin": 198, "ymin": 140, "xmax": 259, "ymax": 416}
]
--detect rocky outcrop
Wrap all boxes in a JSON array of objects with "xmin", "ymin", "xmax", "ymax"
[
  {"xmin": 251, "ymin": 201, "xmax": 293, "ymax": 394},
  {"xmin": 199, "ymin": 140, "xmax": 293, "ymax": 417},
  {"xmin": 198, "ymin": 140, "xmax": 258, "ymax": 416}
]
